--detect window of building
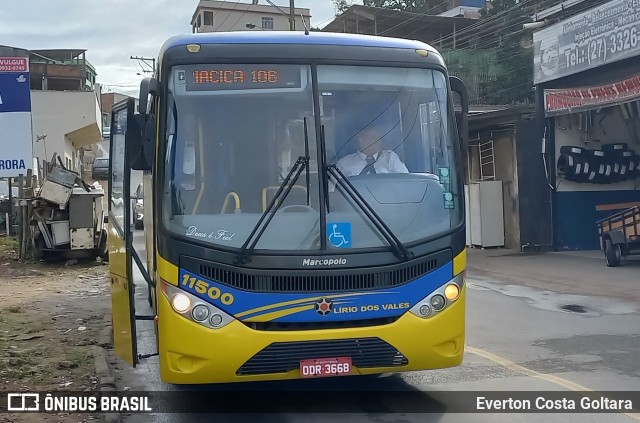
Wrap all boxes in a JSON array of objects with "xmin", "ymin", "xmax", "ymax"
[
  {"xmin": 196, "ymin": 14, "xmax": 201, "ymax": 27},
  {"xmin": 204, "ymin": 11, "xmax": 213, "ymax": 25},
  {"xmin": 262, "ymin": 17, "xmax": 274, "ymax": 29}
]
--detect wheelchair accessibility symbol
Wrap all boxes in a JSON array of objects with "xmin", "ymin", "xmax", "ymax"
[{"xmin": 327, "ymin": 222, "xmax": 351, "ymax": 248}]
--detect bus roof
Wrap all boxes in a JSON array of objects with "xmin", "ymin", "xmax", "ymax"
[{"xmin": 161, "ymin": 32, "xmax": 440, "ymax": 55}]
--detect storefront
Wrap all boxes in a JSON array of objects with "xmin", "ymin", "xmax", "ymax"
[{"xmin": 533, "ymin": 0, "xmax": 640, "ymax": 250}]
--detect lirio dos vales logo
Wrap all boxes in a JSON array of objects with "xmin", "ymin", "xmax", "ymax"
[{"xmin": 315, "ymin": 298, "xmax": 333, "ymax": 315}]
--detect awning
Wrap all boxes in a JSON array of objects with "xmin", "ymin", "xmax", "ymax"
[
  {"xmin": 67, "ymin": 122, "xmax": 101, "ymax": 148},
  {"xmin": 544, "ymin": 73, "xmax": 640, "ymax": 117}
]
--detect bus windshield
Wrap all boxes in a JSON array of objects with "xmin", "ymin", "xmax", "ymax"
[{"xmin": 163, "ymin": 63, "xmax": 461, "ymax": 252}]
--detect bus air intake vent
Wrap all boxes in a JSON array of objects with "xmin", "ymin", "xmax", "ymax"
[
  {"xmin": 244, "ymin": 316, "xmax": 399, "ymax": 331},
  {"xmin": 185, "ymin": 252, "xmax": 446, "ymax": 293},
  {"xmin": 236, "ymin": 337, "xmax": 408, "ymax": 375}
]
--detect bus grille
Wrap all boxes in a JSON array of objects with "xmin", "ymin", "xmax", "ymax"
[
  {"xmin": 183, "ymin": 252, "xmax": 446, "ymax": 293},
  {"xmin": 236, "ymin": 337, "xmax": 408, "ymax": 375},
  {"xmin": 244, "ymin": 316, "xmax": 399, "ymax": 331}
]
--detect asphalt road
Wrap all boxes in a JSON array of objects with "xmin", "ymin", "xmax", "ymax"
[{"xmin": 113, "ymin": 231, "xmax": 640, "ymax": 422}]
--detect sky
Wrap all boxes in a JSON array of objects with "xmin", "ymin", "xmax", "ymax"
[{"xmin": 0, "ymin": 0, "xmax": 339, "ymax": 97}]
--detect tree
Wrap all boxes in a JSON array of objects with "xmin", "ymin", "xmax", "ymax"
[
  {"xmin": 477, "ymin": 0, "xmax": 536, "ymax": 104},
  {"xmin": 333, "ymin": 0, "xmax": 350, "ymax": 14},
  {"xmin": 333, "ymin": 0, "xmax": 448, "ymax": 15}
]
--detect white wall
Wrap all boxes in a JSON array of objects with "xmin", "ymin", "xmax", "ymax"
[
  {"xmin": 31, "ymin": 91, "xmax": 101, "ymax": 172},
  {"xmin": 197, "ymin": 9, "xmax": 310, "ymax": 32},
  {"xmin": 554, "ymin": 104, "xmax": 640, "ymax": 192}
]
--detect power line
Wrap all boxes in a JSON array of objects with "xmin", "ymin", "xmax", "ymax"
[
  {"xmin": 130, "ymin": 56, "xmax": 156, "ymax": 74},
  {"xmin": 438, "ymin": 0, "xmax": 606, "ymax": 75}
]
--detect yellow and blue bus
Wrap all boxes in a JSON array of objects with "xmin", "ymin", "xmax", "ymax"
[{"xmin": 108, "ymin": 31, "xmax": 469, "ymax": 384}]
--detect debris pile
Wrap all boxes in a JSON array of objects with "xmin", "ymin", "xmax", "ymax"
[{"xmin": 15, "ymin": 155, "xmax": 108, "ymax": 261}]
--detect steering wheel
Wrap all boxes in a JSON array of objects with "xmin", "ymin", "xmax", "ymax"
[{"xmin": 277, "ymin": 205, "xmax": 315, "ymax": 213}]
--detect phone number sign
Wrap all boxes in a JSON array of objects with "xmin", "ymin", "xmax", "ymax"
[{"xmin": 533, "ymin": 0, "xmax": 640, "ymax": 84}]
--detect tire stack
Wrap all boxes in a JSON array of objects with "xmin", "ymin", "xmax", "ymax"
[{"xmin": 557, "ymin": 143, "xmax": 639, "ymax": 184}]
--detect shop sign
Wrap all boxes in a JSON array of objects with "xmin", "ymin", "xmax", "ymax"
[
  {"xmin": 544, "ymin": 73, "xmax": 640, "ymax": 116},
  {"xmin": 0, "ymin": 56, "xmax": 33, "ymax": 178},
  {"xmin": 533, "ymin": 0, "xmax": 640, "ymax": 84}
]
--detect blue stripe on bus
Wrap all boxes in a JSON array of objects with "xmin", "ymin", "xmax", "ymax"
[{"xmin": 178, "ymin": 261, "xmax": 453, "ymax": 323}]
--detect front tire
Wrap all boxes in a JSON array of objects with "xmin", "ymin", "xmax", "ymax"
[{"xmin": 604, "ymin": 239, "xmax": 621, "ymax": 267}]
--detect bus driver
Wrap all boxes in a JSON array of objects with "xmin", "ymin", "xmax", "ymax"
[{"xmin": 337, "ymin": 125, "xmax": 409, "ymax": 176}]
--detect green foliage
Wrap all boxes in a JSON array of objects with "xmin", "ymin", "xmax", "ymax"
[
  {"xmin": 480, "ymin": 0, "xmax": 522, "ymax": 17},
  {"xmin": 333, "ymin": 0, "xmax": 448, "ymax": 15},
  {"xmin": 477, "ymin": 0, "xmax": 535, "ymax": 103},
  {"xmin": 333, "ymin": 0, "xmax": 350, "ymax": 14}
]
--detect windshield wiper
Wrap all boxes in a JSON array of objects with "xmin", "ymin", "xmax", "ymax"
[
  {"xmin": 235, "ymin": 119, "xmax": 311, "ymax": 265},
  {"xmin": 326, "ymin": 164, "xmax": 413, "ymax": 261},
  {"xmin": 235, "ymin": 156, "xmax": 309, "ymax": 264}
]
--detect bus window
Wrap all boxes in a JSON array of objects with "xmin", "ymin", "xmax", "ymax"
[{"xmin": 163, "ymin": 64, "xmax": 320, "ymax": 250}]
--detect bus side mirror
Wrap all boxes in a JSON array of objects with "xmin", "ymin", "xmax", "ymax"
[
  {"xmin": 125, "ymin": 99, "xmax": 155, "ymax": 171},
  {"xmin": 139, "ymin": 77, "xmax": 160, "ymax": 115},
  {"xmin": 126, "ymin": 78, "xmax": 160, "ymax": 171},
  {"xmin": 449, "ymin": 76, "xmax": 469, "ymax": 158}
]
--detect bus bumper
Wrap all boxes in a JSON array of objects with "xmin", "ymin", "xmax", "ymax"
[{"xmin": 157, "ymin": 285, "xmax": 465, "ymax": 384}]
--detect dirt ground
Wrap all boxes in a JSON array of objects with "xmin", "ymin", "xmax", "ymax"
[{"xmin": 0, "ymin": 236, "xmax": 111, "ymax": 422}]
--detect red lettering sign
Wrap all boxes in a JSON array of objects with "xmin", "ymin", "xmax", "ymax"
[
  {"xmin": 545, "ymin": 73, "xmax": 640, "ymax": 116},
  {"xmin": 0, "ymin": 57, "xmax": 28, "ymax": 72}
]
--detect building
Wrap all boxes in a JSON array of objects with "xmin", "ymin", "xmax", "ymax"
[
  {"xmin": 191, "ymin": 1, "xmax": 311, "ymax": 33},
  {"xmin": 438, "ymin": 0, "xmax": 486, "ymax": 18},
  {"xmin": 29, "ymin": 49, "xmax": 97, "ymax": 92},
  {"xmin": 464, "ymin": 105, "xmax": 540, "ymax": 251},
  {"xmin": 531, "ymin": 0, "xmax": 640, "ymax": 250},
  {"xmin": 28, "ymin": 49, "xmax": 102, "ymax": 179}
]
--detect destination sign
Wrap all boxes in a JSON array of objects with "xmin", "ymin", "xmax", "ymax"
[{"xmin": 182, "ymin": 64, "xmax": 302, "ymax": 91}]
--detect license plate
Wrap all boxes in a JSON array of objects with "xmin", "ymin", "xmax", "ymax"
[{"xmin": 299, "ymin": 357, "xmax": 352, "ymax": 378}]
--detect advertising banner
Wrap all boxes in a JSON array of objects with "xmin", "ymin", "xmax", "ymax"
[
  {"xmin": 544, "ymin": 72, "xmax": 640, "ymax": 116},
  {"xmin": 533, "ymin": 0, "xmax": 640, "ymax": 84},
  {"xmin": 0, "ymin": 56, "xmax": 33, "ymax": 177}
]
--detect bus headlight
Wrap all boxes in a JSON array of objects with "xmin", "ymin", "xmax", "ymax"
[
  {"xmin": 161, "ymin": 280, "xmax": 234, "ymax": 329},
  {"xmin": 192, "ymin": 305, "xmax": 209, "ymax": 322},
  {"xmin": 409, "ymin": 272, "xmax": 464, "ymax": 319},
  {"xmin": 430, "ymin": 294, "xmax": 446, "ymax": 311},
  {"xmin": 172, "ymin": 293, "xmax": 191, "ymax": 313}
]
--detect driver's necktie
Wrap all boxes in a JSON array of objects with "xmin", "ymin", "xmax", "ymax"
[{"xmin": 362, "ymin": 155, "xmax": 377, "ymax": 175}]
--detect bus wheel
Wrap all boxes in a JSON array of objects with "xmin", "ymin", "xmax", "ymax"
[{"xmin": 604, "ymin": 239, "xmax": 621, "ymax": 267}]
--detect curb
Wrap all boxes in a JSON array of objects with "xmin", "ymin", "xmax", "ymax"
[{"xmin": 94, "ymin": 314, "xmax": 121, "ymax": 423}]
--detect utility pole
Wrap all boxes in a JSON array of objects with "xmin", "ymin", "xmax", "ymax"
[
  {"xmin": 130, "ymin": 56, "xmax": 156, "ymax": 74},
  {"xmin": 289, "ymin": 0, "xmax": 295, "ymax": 31},
  {"xmin": 263, "ymin": 0, "xmax": 296, "ymax": 31}
]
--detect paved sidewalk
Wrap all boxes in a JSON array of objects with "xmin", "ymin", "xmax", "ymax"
[{"xmin": 466, "ymin": 247, "xmax": 639, "ymax": 303}]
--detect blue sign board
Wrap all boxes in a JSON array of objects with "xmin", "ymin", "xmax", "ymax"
[
  {"xmin": 0, "ymin": 56, "xmax": 33, "ymax": 178},
  {"xmin": 0, "ymin": 72, "xmax": 31, "ymax": 113}
]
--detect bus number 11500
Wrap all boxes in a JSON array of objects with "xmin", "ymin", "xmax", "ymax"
[{"xmin": 181, "ymin": 274, "xmax": 234, "ymax": 305}]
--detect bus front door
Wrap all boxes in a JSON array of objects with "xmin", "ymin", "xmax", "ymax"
[{"xmin": 108, "ymin": 99, "xmax": 138, "ymax": 366}]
